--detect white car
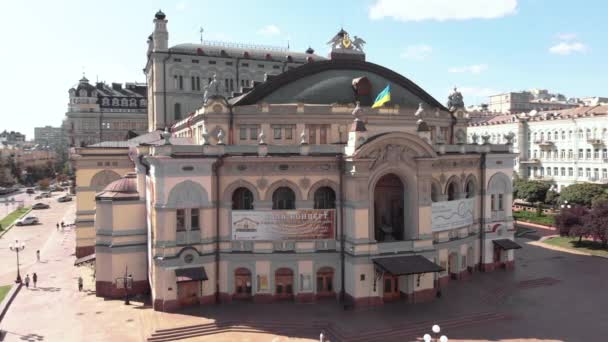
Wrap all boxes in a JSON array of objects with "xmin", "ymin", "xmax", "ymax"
[{"xmin": 16, "ymin": 216, "xmax": 39, "ymax": 226}]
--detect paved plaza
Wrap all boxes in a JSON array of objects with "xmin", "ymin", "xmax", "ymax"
[{"xmin": 1, "ymin": 204, "xmax": 607, "ymax": 341}]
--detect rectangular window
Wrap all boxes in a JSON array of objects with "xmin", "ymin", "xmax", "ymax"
[
  {"xmin": 527, "ymin": 167, "xmax": 531, "ymax": 177},
  {"xmin": 226, "ymin": 61, "xmax": 233, "ymax": 66},
  {"xmin": 320, "ymin": 126, "xmax": 327, "ymax": 144},
  {"xmin": 224, "ymin": 79, "xmax": 229, "ymax": 91},
  {"xmin": 578, "ymin": 149, "xmax": 583, "ymax": 159},
  {"xmin": 208, "ymin": 60, "xmax": 216, "ymax": 64},
  {"xmin": 273, "ymin": 127, "xmax": 282, "ymax": 139},
  {"xmin": 272, "ymin": 65, "xmax": 280, "ymax": 69},
  {"xmin": 594, "ymin": 149, "xmax": 600, "ymax": 159},
  {"xmin": 176, "ymin": 209, "xmax": 186, "ymax": 231},
  {"xmin": 242, "ymin": 63, "xmax": 249, "ymax": 67},
  {"xmin": 173, "ymin": 58, "xmax": 182, "ymax": 62},
  {"xmin": 240, "ymin": 127, "xmax": 247, "ymax": 140},
  {"xmin": 568, "ymin": 150, "xmax": 573, "ymax": 159},
  {"xmin": 196, "ymin": 77, "xmax": 201, "ymax": 91},
  {"xmin": 603, "ymin": 169, "xmax": 607, "ymax": 179},
  {"xmin": 578, "ymin": 168, "xmax": 583, "ymax": 177},
  {"xmin": 285, "ymin": 127, "xmax": 293, "ymax": 140},
  {"xmin": 498, "ymin": 194, "xmax": 504, "ymax": 211},
  {"xmin": 230, "ymin": 79, "xmax": 234, "ymax": 91},
  {"xmin": 547, "ymin": 168, "xmax": 551, "ymax": 176},
  {"xmin": 586, "ymin": 168, "xmax": 591, "ymax": 178},
  {"xmin": 190, "ymin": 209, "xmax": 199, "ymax": 230},
  {"xmin": 594, "ymin": 168, "xmax": 599, "ymax": 180},
  {"xmin": 561, "ymin": 168, "xmax": 566, "ymax": 176},
  {"xmin": 540, "ymin": 150, "xmax": 544, "ymax": 159},
  {"xmin": 603, "ymin": 149, "xmax": 607, "ymax": 159},
  {"xmin": 258, "ymin": 64, "xmax": 265, "ymax": 68},
  {"xmin": 178, "ymin": 75, "xmax": 183, "ymax": 90},
  {"xmin": 491, "ymin": 194, "xmax": 496, "ymax": 211},
  {"xmin": 192, "ymin": 59, "xmax": 199, "ymax": 63},
  {"xmin": 586, "ymin": 149, "xmax": 591, "ymax": 159},
  {"xmin": 191, "ymin": 76, "xmax": 195, "ymax": 91},
  {"xmin": 568, "ymin": 168, "xmax": 573, "ymax": 177},
  {"xmin": 249, "ymin": 127, "xmax": 258, "ymax": 140},
  {"xmin": 560, "ymin": 150, "xmax": 565, "ymax": 159},
  {"xmin": 554, "ymin": 167, "xmax": 558, "ymax": 176},
  {"xmin": 533, "ymin": 150, "xmax": 537, "ymax": 158}
]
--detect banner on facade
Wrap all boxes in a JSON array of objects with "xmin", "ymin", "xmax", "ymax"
[
  {"xmin": 431, "ymin": 198, "xmax": 474, "ymax": 232},
  {"xmin": 231, "ymin": 209, "xmax": 335, "ymax": 240}
]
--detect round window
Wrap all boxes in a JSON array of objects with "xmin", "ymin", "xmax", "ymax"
[{"xmin": 184, "ymin": 254, "xmax": 194, "ymax": 264}]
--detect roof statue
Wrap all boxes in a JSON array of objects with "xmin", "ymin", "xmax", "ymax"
[
  {"xmin": 327, "ymin": 28, "xmax": 348, "ymax": 49},
  {"xmin": 203, "ymin": 74, "xmax": 223, "ymax": 104},
  {"xmin": 447, "ymin": 87, "xmax": 465, "ymax": 110},
  {"xmin": 415, "ymin": 103, "xmax": 425, "ymax": 117},
  {"xmin": 353, "ymin": 36, "xmax": 366, "ymax": 52}
]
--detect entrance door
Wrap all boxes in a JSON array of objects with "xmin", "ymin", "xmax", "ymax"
[
  {"xmin": 316, "ymin": 267, "xmax": 334, "ymax": 298},
  {"xmin": 234, "ymin": 268, "xmax": 252, "ymax": 300},
  {"xmin": 275, "ymin": 268, "xmax": 294, "ymax": 300},
  {"xmin": 383, "ymin": 274, "xmax": 400, "ymax": 302},
  {"xmin": 448, "ymin": 252, "xmax": 458, "ymax": 279},
  {"xmin": 177, "ymin": 281, "xmax": 200, "ymax": 306}
]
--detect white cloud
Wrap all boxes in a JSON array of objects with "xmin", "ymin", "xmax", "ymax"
[
  {"xmin": 176, "ymin": 2, "xmax": 187, "ymax": 11},
  {"xmin": 369, "ymin": 0, "xmax": 517, "ymax": 22},
  {"xmin": 257, "ymin": 25, "xmax": 281, "ymax": 36},
  {"xmin": 400, "ymin": 44, "xmax": 432, "ymax": 60},
  {"xmin": 549, "ymin": 42, "xmax": 588, "ymax": 55},
  {"xmin": 556, "ymin": 33, "xmax": 577, "ymax": 41},
  {"xmin": 448, "ymin": 64, "xmax": 488, "ymax": 74}
]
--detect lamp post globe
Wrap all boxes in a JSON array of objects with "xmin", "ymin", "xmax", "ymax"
[
  {"xmin": 423, "ymin": 333, "xmax": 432, "ymax": 342},
  {"xmin": 439, "ymin": 336, "xmax": 448, "ymax": 342},
  {"xmin": 432, "ymin": 325, "xmax": 440, "ymax": 334}
]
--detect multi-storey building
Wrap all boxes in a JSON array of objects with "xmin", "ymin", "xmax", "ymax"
[
  {"xmin": 34, "ymin": 125, "xmax": 66, "ymax": 149},
  {"xmin": 488, "ymin": 90, "xmax": 579, "ymax": 114},
  {"xmin": 144, "ymin": 10, "xmax": 324, "ymax": 131},
  {"xmin": 468, "ymin": 105, "xmax": 608, "ymax": 191},
  {"xmin": 0, "ymin": 130, "xmax": 26, "ymax": 146},
  {"xmin": 63, "ymin": 77, "xmax": 148, "ymax": 147},
  {"xmin": 70, "ymin": 10, "xmax": 519, "ymax": 312}
]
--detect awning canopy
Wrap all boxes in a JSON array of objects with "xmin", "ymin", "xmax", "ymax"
[
  {"xmin": 74, "ymin": 253, "xmax": 95, "ymax": 266},
  {"xmin": 373, "ymin": 255, "xmax": 444, "ymax": 276},
  {"xmin": 175, "ymin": 267, "xmax": 208, "ymax": 282},
  {"xmin": 493, "ymin": 239, "xmax": 522, "ymax": 250}
]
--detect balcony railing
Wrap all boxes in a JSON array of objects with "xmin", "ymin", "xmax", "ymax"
[
  {"xmin": 587, "ymin": 139, "xmax": 604, "ymax": 146},
  {"xmin": 520, "ymin": 159, "xmax": 541, "ymax": 164}
]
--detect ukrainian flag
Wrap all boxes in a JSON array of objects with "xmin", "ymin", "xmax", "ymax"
[{"xmin": 371, "ymin": 85, "xmax": 391, "ymax": 108}]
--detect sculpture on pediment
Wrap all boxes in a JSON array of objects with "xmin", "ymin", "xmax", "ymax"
[
  {"xmin": 471, "ymin": 133, "xmax": 479, "ymax": 144},
  {"xmin": 503, "ymin": 131, "xmax": 515, "ymax": 145},
  {"xmin": 447, "ymin": 87, "xmax": 465, "ymax": 110},
  {"xmin": 367, "ymin": 144, "xmax": 417, "ymax": 170},
  {"xmin": 203, "ymin": 74, "xmax": 223, "ymax": 104}
]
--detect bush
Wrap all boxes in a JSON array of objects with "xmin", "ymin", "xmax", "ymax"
[
  {"xmin": 555, "ymin": 206, "xmax": 588, "ymax": 237},
  {"xmin": 560, "ymin": 183, "xmax": 608, "ymax": 207}
]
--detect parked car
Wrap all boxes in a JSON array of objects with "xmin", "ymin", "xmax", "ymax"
[
  {"xmin": 32, "ymin": 203, "xmax": 50, "ymax": 210},
  {"xmin": 41, "ymin": 192, "xmax": 52, "ymax": 198},
  {"xmin": 26, "ymin": 188, "xmax": 35, "ymax": 194},
  {"xmin": 57, "ymin": 195, "xmax": 72, "ymax": 202},
  {"xmin": 34, "ymin": 195, "xmax": 43, "ymax": 200},
  {"xmin": 16, "ymin": 216, "xmax": 39, "ymax": 226}
]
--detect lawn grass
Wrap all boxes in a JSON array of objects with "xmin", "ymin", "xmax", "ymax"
[
  {"xmin": 513, "ymin": 210, "xmax": 555, "ymax": 226},
  {"xmin": 0, "ymin": 284, "xmax": 11, "ymax": 303},
  {"xmin": 0, "ymin": 207, "xmax": 31, "ymax": 232},
  {"xmin": 544, "ymin": 236, "xmax": 608, "ymax": 258}
]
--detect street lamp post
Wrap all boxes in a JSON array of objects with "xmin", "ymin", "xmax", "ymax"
[
  {"xmin": 9, "ymin": 239, "xmax": 25, "ymax": 283},
  {"xmin": 423, "ymin": 324, "xmax": 448, "ymax": 342}
]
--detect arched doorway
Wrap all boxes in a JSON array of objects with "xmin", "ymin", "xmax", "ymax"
[
  {"xmin": 316, "ymin": 267, "xmax": 334, "ymax": 298},
  {"xmin": 275, "ymin": 268, "xmax": 294, "ymax": 300},
  {"xmin": 374, "ymin": 174, "xmax": 404, "ymax": 241},
  {"xmin": 234, "ymin": 268, "xmax": 252, "ymax": 300}
]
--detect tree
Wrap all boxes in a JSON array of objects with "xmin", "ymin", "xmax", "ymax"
[
  {"xmin": 514, "ymin": 179, "xmax": 552, "ymax": 204},
  {"xmin": 560, "ymin": 183, "xmax": 608, "ymax": 207},
  {"xmin": 586, "ymin": 201, "xmax": 608, "ymax": 248},
  {"xmin": 555, "ymin": 205, "xmax": 588, "ymax": 238},
  {"xmin": 544, "ymin": 189, "xmax": 559, "ymax": 206}
]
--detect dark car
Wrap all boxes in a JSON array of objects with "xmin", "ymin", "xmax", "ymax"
[
  {"xmin": 32, "ymin": 203, "xmax": 50, "ymax": 210},
  {"xmin": 57, "ymin": 195, "xmax": 72, "ymax": 202},
  {"xmin": 26, "ymin": 188, "xmax": 35, "ymax": 194}
]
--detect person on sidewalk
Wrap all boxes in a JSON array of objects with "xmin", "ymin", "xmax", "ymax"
[
  {"xmin": 25, "ymin": 274, "xmax": 30, "ymax": 288},
  {"xmin": 78, "ymin": 276, "xmax": 83, "ymax": 292},
  {"xmin": 33, "ymin": 273, "xmax": 38, "ymax": 288},
  {"xmin": 56, "ymin": 223, "xmax": 59, "ymax": 231},
  {"xmin": 36, "ymin": 250, "xmax": 40, "ymax": 262}
]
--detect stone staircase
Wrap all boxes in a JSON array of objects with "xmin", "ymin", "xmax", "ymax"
[{"xmin": 147, "ymin": 311, "xmax": 511, "ymax": 342}]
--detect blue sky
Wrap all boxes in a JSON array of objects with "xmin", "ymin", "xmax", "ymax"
[{"xmin": 2, "ymin": 0, "xmax": 607, "ymax": 138}]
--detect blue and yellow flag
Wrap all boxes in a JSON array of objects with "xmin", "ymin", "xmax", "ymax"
[{"xmin": 371, "ymin": 84, "xmax": 391, "ymax": 108}]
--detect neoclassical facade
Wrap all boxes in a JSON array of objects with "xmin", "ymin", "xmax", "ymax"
[
  {"xmin": 468, "ymin": 105, "xmax": 608, "ymax": 191},
  {"xmin": 83, "ymin": 22, "xmax": 519, "ymax": 311}
]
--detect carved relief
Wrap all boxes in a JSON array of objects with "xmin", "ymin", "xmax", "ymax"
[
  {"xmin": 256, "ymin": 178, "xmax": 268, "ymax": 190},
  {"xmin": 366, "ymin": 144, "xmax": 417, "ymax": 170},
  {"xmin": 299, "ymin": 177, "xmax": 311, "ymax": 189}
]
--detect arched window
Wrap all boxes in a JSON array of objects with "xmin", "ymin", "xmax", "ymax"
[
  {"xmin": 140, "ymin": 99, "xmax": 147, "ymax": 107},
  {"xmin": 174, "ymin": 102, "xmax": 181, "ymax": 121},
  {"xmin": 129, "ymin": 98, "xmax": 137, "ymax": 107},
  {"xmin": 447, "ymin": 181, "xmax": 458, "ymax": 201},
  {"xmin": 121, "ymin": 98, "xmax": 128, "ymax": 107},
  {"xmin": 272, "ymin": 187, "xmax": 295, "ymax": 210},
  {"xmin": 431, "ymin": 182, "xmax": 440, "ymax": 202},
  {"xmin": 547, "ymin": 132, "xmax": 552, "ymax": 141},
  {"xmin": 232, "ymin": 187, "xmax": 254, "ymax": 210},
  {"xmin": 79, "ymin": 89, "xmax": 87, "ymax": 97},
  {"xmin": 313, "ymin": 187, "xmax": 336, "ymax": 209},
  {"xmin": 102, "ymin": 98, "xmax": 109, "ymax": 106},
  {"xmin": 112, "ymin": 98, "xmax": 119, "ymax": 106},
  {"xmin": 465, "ymin": 179, "xmax": 475, "ymax": 198}
]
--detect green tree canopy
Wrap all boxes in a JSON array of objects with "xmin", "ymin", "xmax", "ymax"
[
  {"xmin": 560, "ymin": 183, "xmax": 608, "ymax": 207},
  {"xmin": 513, "ymin": 179, "xmax": 551, "ymax": 203}
]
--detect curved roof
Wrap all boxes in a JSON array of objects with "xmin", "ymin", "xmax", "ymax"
[
  {"xmin": 96, "ymin": 173, "xmax": 139, "ymax": 201},
  {"xmin": 169, "ymin": 43, "xmax": 324, "ymax": 64},
  {"xmin": 232, "ymin": 59, "xmax": 447, "ymax": 110}
]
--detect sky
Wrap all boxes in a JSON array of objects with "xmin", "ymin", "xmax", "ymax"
[{"xmin": 1, "ymin": 0, "xmax": 607, "ymax": 139}]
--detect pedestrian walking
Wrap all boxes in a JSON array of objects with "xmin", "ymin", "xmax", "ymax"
[
  {"xmin": 36, "ymin": 250, "xmax": 40, "ymax": 262},
  {"xmin": 78, "ymin": 276, "xmax": 83, "ymax": 292},
  {"xmin": 61, "ymin": 221, "xmax": 64, "ymax": 228},
  {"xmin": 56, "ymin": 223, "xmax": 59, "ymax": 231},
  {"xmin": 25, "ymin": 274, "xmax": 30, "ymax": 288},
  {"xmin": 33, "ymin": 273, "xmax": 38, "ymax": 288}
]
